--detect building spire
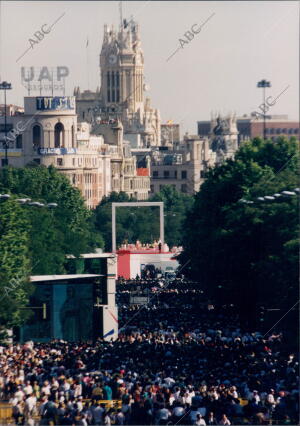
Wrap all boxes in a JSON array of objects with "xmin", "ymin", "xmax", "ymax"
[{"xmin": 119, "ymin": 1, "xmax": 123, "ymax": 30}]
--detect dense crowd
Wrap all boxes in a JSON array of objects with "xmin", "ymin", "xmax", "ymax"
[{"xmin": 0, "ymin": 279, "xmax": 298, "ymax": 425}]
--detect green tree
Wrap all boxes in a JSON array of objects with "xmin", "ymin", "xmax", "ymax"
[
  {"xmin": 0, "ymin": 166, "xmax": 103, "ymax": 274},
  {"xmin": 150, "ymin": 185, "xmax": 194, "ymax": 247},
  {"xmin": 93, "ymin": 187, "xmax": 194, "ymax": 251},
  {"xmin": 0, "ymin": 198, "xmax": 33, "ymax": 337},
  {"xmin": 181, "ymin": 137, "xmax": 299, "ymax": 324},
  {"xmin": 94, "ymin": 192, "xmax": 139, "ymax": 251}
]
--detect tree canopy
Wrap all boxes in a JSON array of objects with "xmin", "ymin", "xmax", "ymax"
[
  {"xmin": 0, "ymin": 166, "xmax": 103, "ymax": 275},
  {"xmin": 181, "ymin": 137, "xmax": 299, "ymax": 324},
  {"xmin": 0, "ymin": 198, "xmax": 33, "ymax": 337},
  {"xmin": 94, "ymin": 186, "xmax": 194, "ymax": 251}
]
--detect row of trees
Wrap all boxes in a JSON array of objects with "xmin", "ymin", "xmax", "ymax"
[
  {"xmin": 0, "ymin": 166, "xmax": 103, "ymax": 334},
  {"xmin": 94, "ymin": 186, "xmax": 194, "ymax": 250},
  {"xmin": 0, "ymin": 136, "xmax": 298, "ymax": 334},
  {"xmin": 0, "ymin": 167, "xmax": 193, "ymax": 334},
  {"xmin": 180, "ymin": 136, "xmax": 299, "ymax": 326}
]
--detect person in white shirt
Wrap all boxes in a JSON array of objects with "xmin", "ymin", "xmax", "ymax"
[
  {"xmin": 14, "ymin": 386, "xmax": 24, "ymax": 402},
  {"xmin": 76, "ymin": 396, "xmax": 83, "ymax": 412},
  {"xmin": 266, "ymin": 389, "xmax": 275, "ymax": 406},
  {"xmin": 252, "ymin": 390, "xmax": 261, "ymax": 403},
  {"xmin": 157, "ymin": 406, "xmax": 171, "ymax": 424},
  {"xmin": 164, "ymin": 377, "xmax": 175, "ymax": 388},
  {"xmin": 190, "ymin": 409, "xmax": 201, "ymax": 423},
  {"xmin": 25, "ymin": 394, "xmax": 37, "ymax": 415},
  {"xmin": 41, "ymin": 381, "xmax": 51, "ymax": 396},
  {"xmin": 219, "ymin": 414, "xmax": 231, "ymax": 425},
  {"xmin": 115, "ymin": 409, "xmax": 125, "ymax": 425},
  {"xmin": 172, "ymin": 404, "xmax": 185, "ymax": 420},
  {"xmin": 195, "ymin": 414, "xmax": 206, "ymax": 425},
  {"xmin": 23, "ymin": 381, "xmax": 33, "ymax": 396}
]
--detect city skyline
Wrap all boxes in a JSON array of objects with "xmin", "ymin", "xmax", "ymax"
[{"xmin": 0, "ymin": 1, "xmax": 298, "ymax": 134}]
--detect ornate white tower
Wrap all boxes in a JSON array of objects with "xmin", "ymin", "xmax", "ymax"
[
  {"xmin": 99, "ymin": 20, "xmax": 145, "ymax": 113},
  {"xmin": 98, "ymin": 17, "xmax": 160, "ymax": 147},
  {"xmin": 75, "ymin": 10, "xmax": 161, "ymax": 147}
]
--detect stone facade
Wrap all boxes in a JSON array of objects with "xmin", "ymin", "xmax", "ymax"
[
  {"xmin": 210, "ymin": 113, "xmax": 239, "ymax": 165},
  {"xmin": 74, "ymin": 18, "xmax": 161, "ymax": 148},
  {"xmin": 0, "ymin": 96, "xmax": 111, "ymax": 208},
  {"xmin": 150, "ymin": 135, "xmax": 216, "ymax": 195},
  {"xmin": 198, "ymin": 114, "xmax": 299, "ymax": 144},
  {"xmin": 94, "ymin": 119, "xmax": 150, "ymax": 200}
]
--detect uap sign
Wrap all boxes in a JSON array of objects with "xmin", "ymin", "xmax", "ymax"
[{"xmin": 21, "ymin": 66, "xmax": 69, "ymax": 94}]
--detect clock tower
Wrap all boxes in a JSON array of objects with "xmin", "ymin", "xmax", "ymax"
[
  {"xmin": 75, "ymin": 15, "xmax": 161, "ymax": 147},
  {"xmin": 99, "ymin": 20, "xmax": 145, "ymax": 113}
]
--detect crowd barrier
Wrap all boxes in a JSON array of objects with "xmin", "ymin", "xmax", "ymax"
[{"xmin": 0, "ymin": 402, "xmax": 13, "ymax": 424}]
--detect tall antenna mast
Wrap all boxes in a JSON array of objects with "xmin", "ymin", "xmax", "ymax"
[{"xmin": 119, "ymin": 1, "xmax": 123, "ymax": 30}]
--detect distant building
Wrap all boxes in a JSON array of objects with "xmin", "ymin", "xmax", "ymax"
[
  {"xmin": 0, "ymin": 96, "xmax": 151, "ymax": 204},
  {"xmin": 198, "ymin": 114, "xmax": 299, "ymax": 144},
  {"xmin": 0, "ymin": 104, "xmax": 24, "ymax": 117},
  {"xmin": 161, "ymin": 123, "xmax": 180, "ymax": 147},
  {"xmin": 95, "ymin": 119, "xmax": 150, "ymax": 199},
  {"xmin": 150, "ymin": 135, "xmax": 216, "ymax": 195},
  {"xmin": 210, "ymin": 113, "xmax": 239, "ymax": 165},
  {"xmin": 0, "ymin": 96, "xmax": 111, "ymax": 208},
  {"xmin": 75, "ymin": 17, "xmax": 161, "ymax": 148}
]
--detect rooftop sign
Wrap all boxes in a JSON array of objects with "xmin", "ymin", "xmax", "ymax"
[{"xmin": 36, "ymin": 96, "xmax": 75, "ymax": 111}]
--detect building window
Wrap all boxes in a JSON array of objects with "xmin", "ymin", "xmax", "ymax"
[
  {"xmin": 32, "ymin": 124, "xmax": 42, "ymax": 148},
  {"xmin": 16, "ymin": 135, "xmax": 22, "ymax": 149},
  {"xmin": 288, "ymin": 128, "xmax": 293, "ymax": 134},
  {"xmin": 276, "ymin": 128, "xmax": 281, "ymax": 134},
  {"xmin": 159, "ymin": 185, "xmax": 164, "ymax": 190},
  {"xmin": 54, "ymin": 122, "xmax": 64, "ymax": 148},
  {"xmin": 111, "ymin": 71, "xmax": 115, "ymax": 87},
  {"xmin": 181, "ymin": 184, "xmax": 187, "ymax": 193},
  {"xmin": 153, "ymin": 171, "xmax": 158, "ymax": 177},
  {"xmin": 33, "ymin": 158, "xmax": 40, "ymax": 165},
  {"xmin": 164, "ymin": 170, "xmax": 170, "ymax": 178},
  {"xmin": 181, "ymin": 170, "xmax": 187, "ymax": 179},
  {"xmin": 294, "ymin": 128, "xmax": 299, "ymax": 134},
  {"xmin": 57, "ymin": 158, "xmax": 63, "ymax": 166},
  {"xmin": 270, "ymin": 128, "xmax": 274, "ymax": 135},
  {"xmin": 71, "ymin": 125, "xmax": 75, "ymax": 148},
  {"xmin": 174, "ymin": 170, "xmax": 177, "ymax": 178},
  {"xmin": 282, "ymin": 128, "xmax": 287, "ymax": 134},
  {"xmin": 200, "ymin": 170, "xmax": 205, "ymax": 178}
]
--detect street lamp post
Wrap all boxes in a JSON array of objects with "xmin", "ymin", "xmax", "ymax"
[
  {"xmin": 257, "ymin": 79, "xmax": 271, "ymax": 140},
  {"xmin": 0, "ymin": 81, "xmax": 12, "ymax": 166}
]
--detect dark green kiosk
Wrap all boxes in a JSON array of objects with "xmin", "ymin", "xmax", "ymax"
[{"xmin": 19, "ymin": 253, "xmax": 118, "ymax": 342}]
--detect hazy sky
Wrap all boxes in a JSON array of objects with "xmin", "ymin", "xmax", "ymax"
[{"xmin": 0, "ymin": 1, "xmax": 298, "ymax": 134}]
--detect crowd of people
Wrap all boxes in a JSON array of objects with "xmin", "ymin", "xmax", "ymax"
[{"xmin": 0, "ymin": 279, "xmax": 298, "ymax": 425}]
